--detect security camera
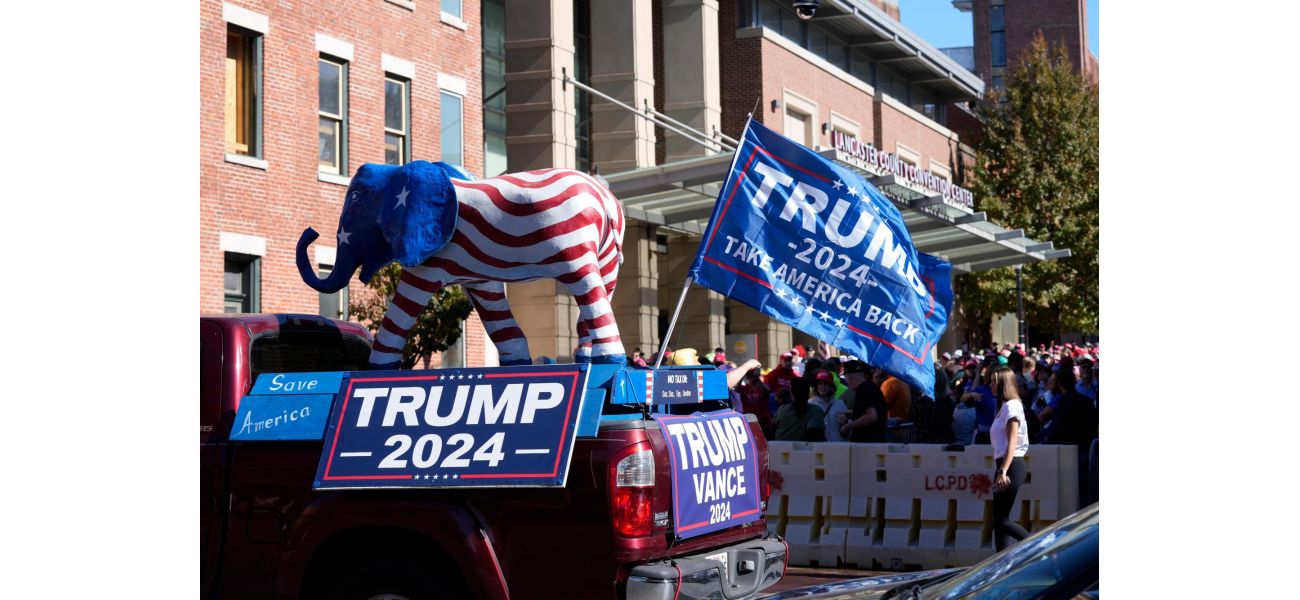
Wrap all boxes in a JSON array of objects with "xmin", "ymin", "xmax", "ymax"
[{"xmin": 793, "ymin": 0, "xmax": 820, "ymax": 20}]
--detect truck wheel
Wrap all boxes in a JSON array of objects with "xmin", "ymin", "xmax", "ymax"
[{"xmin": 327, "ymin": 558, "xmax": 462, "ymax": 600}]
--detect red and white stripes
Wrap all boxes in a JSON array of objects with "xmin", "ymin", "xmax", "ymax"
[{"xmin": 367, "ymin": 168, "xmax": 626, "ymax": 368}]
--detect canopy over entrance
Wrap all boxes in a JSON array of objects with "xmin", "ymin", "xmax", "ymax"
[{"xmin": 604, "ymin": 152, "xmax": 1069, "ymax": 274}]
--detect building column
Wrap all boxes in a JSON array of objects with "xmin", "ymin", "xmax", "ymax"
[
  {"xmin": 505, "ymin": 0, "xmax": 576, "ymax": 172},
  {"xmin": 505, "ymin": 0, "xmax": 581, "ymax": 361},
  {"xmin": 587, "ymin": 0, "xmax": 660, "ymax": 360},
  {"xmin": 661, "ymin": 0, "xmax": 722, "ymax": 161},
  {"xmin": 726, "ymin": 300, "xmax": 793, "ymax": 368},
  {"xmin": 658, "ymin": 237, "xmax": 724, "ymax": 358},
  {"xmin": 612, "ymin": 222, "xmax": 660, "ymax": 360},
  {"xmin": 589, "ymin": 0, "xmax": 656, "ymax": 172}
]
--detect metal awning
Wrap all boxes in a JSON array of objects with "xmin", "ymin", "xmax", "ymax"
[
  {"xmin": 810, "ymin": 0, "xmax": 985, "ymax": 102},
  {"xmin": 604, "ymin": 152, "xmax": 1070, "ymax": 274}
]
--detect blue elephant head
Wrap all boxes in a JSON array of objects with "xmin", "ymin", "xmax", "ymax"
[{"xmin": 297, "ymin": 160, "xmax": 469, "ymax": 292}]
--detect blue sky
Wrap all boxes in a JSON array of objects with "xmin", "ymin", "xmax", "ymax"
[{"xmin": 898, "ymin": 0, "xmax": 1099, "ymax": 58}]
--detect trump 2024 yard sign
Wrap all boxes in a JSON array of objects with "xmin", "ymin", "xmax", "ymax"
[{"xmin": 314, "ymin": 365, "xmax": 589, "ymax": 489}]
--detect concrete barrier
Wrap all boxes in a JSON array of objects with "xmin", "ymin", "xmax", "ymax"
[
  {"xmin": 764, "ymin": 441, "xmax": 852, "ymax": 566},
  {"xmin": 763, "ymin": 442, "xmax": 1079, "ymax": 570}
]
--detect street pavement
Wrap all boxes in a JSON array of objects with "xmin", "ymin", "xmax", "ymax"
[{"xmin": 757, "ymin": 566, "xmax": 891, "ymax": 597}]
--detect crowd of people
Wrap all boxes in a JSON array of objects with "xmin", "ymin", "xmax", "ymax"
[
  {"xmin": 634, "ymin": 340, "xmax": 1098, "ymax": 452},
  {"xmin": 633, "ymin": 340, "xmax": 1100, "ymax": 547}
]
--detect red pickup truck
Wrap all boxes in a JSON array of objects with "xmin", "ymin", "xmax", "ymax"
[{"xmin": 201, "ymin": 313, "xmax": 787, "ymax": 600}]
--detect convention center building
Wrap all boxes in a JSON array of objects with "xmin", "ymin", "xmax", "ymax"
[{"xmin": 200, "ymin": 0, "xmax": 1069, "ymax": 368}]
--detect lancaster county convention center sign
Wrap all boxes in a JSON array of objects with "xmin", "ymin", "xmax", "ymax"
[{"xmin": 831, "ymin": 130, "xmax": 975, "ymax": 214}]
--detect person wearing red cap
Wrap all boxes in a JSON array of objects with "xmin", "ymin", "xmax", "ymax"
[
  {"xmin": 764, "ymin": 352, "xmax": 798, "ymax": 398},
  {"xmin": 788, "ymin": 345, "xmax": 807, "ymax": 377},
  {"xmin": 811, "ymin": 370, "xmax": 850, "ymax": 442}
]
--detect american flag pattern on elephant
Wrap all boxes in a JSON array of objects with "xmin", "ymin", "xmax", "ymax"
[{"xmin": 369, "ymin": 168, "xmax": 626, "ymax": 368}]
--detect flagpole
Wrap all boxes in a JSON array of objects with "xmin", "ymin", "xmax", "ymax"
[
  {"xmin": 654, "ymin": 116, "xmax": 753, "ymax": 370},
  {"xmin": 654, "ymin": 276, "xmax": 693, "ymax": 369}
]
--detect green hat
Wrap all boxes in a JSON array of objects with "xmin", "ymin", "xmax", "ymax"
[{"xmin": 996, "ymin": 356, "xmax": 1008, "ymax": 366}]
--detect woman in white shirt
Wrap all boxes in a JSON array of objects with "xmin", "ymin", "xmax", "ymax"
[
  {"xmin": 810, "ymin": 370, "xmax": 850, "ymax": 442},
  {"xmin": 990, "ymin": 366, "xmax": 1031, "ymax": 551}
]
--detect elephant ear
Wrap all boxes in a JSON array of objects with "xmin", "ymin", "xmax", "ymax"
[
  {"xmin": 431, "ymin": 161, "xmax": 477, "ymax": 181},
  {"xmin": 378, "ymin": 160, "xmax": 459, "ymax": 268}
]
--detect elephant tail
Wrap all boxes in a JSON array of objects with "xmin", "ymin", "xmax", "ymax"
[{"xmin": 297, "ymin": 228, "xmax": 358, "ymax": 293}]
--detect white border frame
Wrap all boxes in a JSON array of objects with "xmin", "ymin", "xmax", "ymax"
[
  {"xmin": 222, "ymin": 3, "xmax": 268, "ymax": 33},
  {"xmin": 829, "ymin": 111, "xmax": 862, "ymax": 139},
  {"xmin": 382, "ymin": 54, "xmax": 416, "ymax": 80},
  {"xmin": 219, "ymin": 231, "xmax": 267, "ymax": 256},
  {"xmin": 894, "ymin": 142, "xmax": 920, "ymax": 166},
  {"xmin": 315, "ymin": 33, "xmax": 354, "ymax": 62}
]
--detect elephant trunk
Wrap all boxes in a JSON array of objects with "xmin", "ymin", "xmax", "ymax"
[{"xmin": 297, "ymin": 228, "xmax": 358, "ymax": 293}]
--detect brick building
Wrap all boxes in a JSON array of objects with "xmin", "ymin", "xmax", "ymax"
[
  {"xmin": 200, "ymin": 0, "xmax": 494, "ymax": 367},
  {"xmin": 953, "ymin": 0, "xmax": 1099, "ymax": 89},
  {"xmin": 200, "ymin": 0, "xmax": 1065, "ymax": 368}
]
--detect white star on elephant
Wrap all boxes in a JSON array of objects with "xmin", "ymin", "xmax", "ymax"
[
  {"xmin": 835, "ymin": 318, "xmax": 846, "ymax": 328},
  {"xmin": 847, "ymin": 186, "xmax": 858, "ymax": 197},
  {"xmin": 833, "ymin": 179, "xmax": 844, "ymax": 190},
  {"xmin": 337, "ymin": 229, "xmax": 351, "ymax": 245},
  {"xmin": 395, "ymin": 186, "xmax": 410, "ymax": 208}
]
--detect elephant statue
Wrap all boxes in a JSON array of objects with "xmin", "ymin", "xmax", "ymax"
[{"xmin": 297, "ymin": 160, "xmax": 626, "ymax": 369}]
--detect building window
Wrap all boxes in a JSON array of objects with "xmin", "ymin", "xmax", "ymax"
[
  {"xmin": 440, "ymin": 91, "xmax": 464, "ymax": 167},
  {"xmin": 224, "ymin": 253, "xmax": 260, "ymax": 313},
  {"xmin": 318, "ymin": 56, "xmax": 348, "ymax": 174},
  {"xmin": 756, "ymin": 0, "xmax": 801, "ymax": 42},
  {"xmin": 910, "ymin": 86, "xmax": 944, "ymax": 124},
  {"xmin": 384, "ymin": 76, "xmax": 411, "ymax": 165},
  {"xmin": 990, "ymin": 5, "xmax": 1006, "ymax": 68},
  {"xmin": 482, "ymin": 0, "xmax": 507, "ymax": 176},
  {"xmin": 877, "ymin": 66, "xmax": 909, "ymax": 103},
  {"xmin": 225, "ymin": 26, "xmax": 261, "ymax": 157},
  {"xmin": 992, "ymin": 75, "xmax": 1004, "ymax": 90},
  {"xmin": 850, "ymin": 49, "xmax": 873, "ymax": 82},
  {"xmin": 754, "ymin": 0, "xmax": 851, "ymax": 74},
  {"xmin": 442, "ymin": 0, "xmax": 461, "ymax": 19},
  {"xmin": 318, "ymin": 264, "xmax": 348, "ymax": 320}
]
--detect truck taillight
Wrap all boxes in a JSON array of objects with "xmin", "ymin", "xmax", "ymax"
[{"xmin": 610, "ymin": 443, "xmax": 654, "ymax": 537}]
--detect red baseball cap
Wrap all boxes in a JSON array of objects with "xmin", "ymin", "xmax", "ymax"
[
  {"xmin": 780, "ymin": 351, "xmax": 793, "ymax": 359},
  {"xmin": 815, "ymin": 370, "xmax": 833, "ymax": 382},
  {"xmin": 791, "ymin": 346, "xmax": 806, "ymax": 358}
]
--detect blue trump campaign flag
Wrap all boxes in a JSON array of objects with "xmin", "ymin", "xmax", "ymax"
[{"xmin": 688, "ymin": 120, "xmax": 953, "ymax": 396}]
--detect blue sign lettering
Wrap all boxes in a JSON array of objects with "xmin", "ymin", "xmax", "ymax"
[
  {"xmin": 313, "ymin": 365, "xmax": 589, "ymax": 489},
  {"xmin": 231, "ymin": 394, "xmax": 334, "ymax": 441},
  {"xmin": 653, "ymin": 410, "xmax": 762, "ymax": 539},
  {"xmin": 251, "ymin": 372, "xmax": 344, "ymax": 396}
]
